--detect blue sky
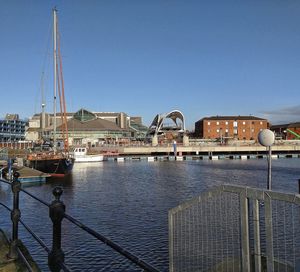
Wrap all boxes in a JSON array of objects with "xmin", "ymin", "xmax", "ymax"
[{"xmin": 1, "ymin": 1, "xmax": 300, "ymax": 130}]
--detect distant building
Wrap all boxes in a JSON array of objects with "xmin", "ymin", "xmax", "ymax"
[
  {"xmin": 286, "ymin": 122, "xmax": 300, "ymax": 139},
  {"xmin": 56, "ymin": 109, "xmax": 127, "ymax": 146},
  {"xmin": 26, "ymin": 108, "xmax": 147, "ymax": 145},
  {"xmin": 129, "ymin": 117, "xmax": 149, "ymax": 140},
  {"xmin": 271, "ymin": 122, "xmax": 300, "ymax": 140},
  {"xmin": 0, "ymin": 114, "xmax": 27, "ymax": 142},
  {"xmin": 194, "ymin": 115, "xmax": 268, "ymax": 140},
  {"xmin": 270, "ymin": 124, "xmax": 289, "ymax": 140}
]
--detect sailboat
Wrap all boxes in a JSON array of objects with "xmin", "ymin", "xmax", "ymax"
[{"xmin": 27, "ymin": 8, "xmax": 74, "ymax": 177}]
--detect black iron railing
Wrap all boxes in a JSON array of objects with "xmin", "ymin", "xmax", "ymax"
[{"xmin": 0, "ymin": 172, "xmax": 160, "ymax": 272}]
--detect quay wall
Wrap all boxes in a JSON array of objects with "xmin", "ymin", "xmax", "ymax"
[{"xmin": 96, "ymin": 144, "xmax": 300, "ymax": 156}]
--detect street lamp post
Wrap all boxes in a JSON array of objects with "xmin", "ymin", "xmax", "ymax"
[
  {"xmin": 258, "ymin": 129, "xmax": 275, "ymax": 190},
  {"xmin": 219, "ymin": 128, "xmax": 223, "ymax": 145}
]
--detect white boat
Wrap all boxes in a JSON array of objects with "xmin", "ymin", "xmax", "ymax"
[{"xmin": 73, "ymin": 147, "xmax": 104, "ymax": 162}]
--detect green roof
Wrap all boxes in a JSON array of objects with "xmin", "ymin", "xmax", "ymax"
[{"xmin": 73, "ymin": 108, "xmax": 97, "ymax": 122}]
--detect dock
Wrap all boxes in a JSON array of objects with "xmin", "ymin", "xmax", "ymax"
[
  {"xmin": 16, "ymin": 166, "xmax": 50, "ymax": 183},
  {"xmin": 104, "ymin": 153, "xmax": 300, "ymax": 162},
  {"xmin": 0, "ymin": 163, "xmax": 50, "ymax": 183}
]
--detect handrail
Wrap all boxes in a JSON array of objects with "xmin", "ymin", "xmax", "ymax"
[
  {"xmin": 0, "ymin": 176, "xmax": 70, "ymax": 272},
  {"xmin": 16, "ymin": 247, "xmax": 34, "ymax": 272},
  {"xmin": 20, "ymin": 218, "xmax": 51, "ymax": 254},
  {"xmin": 0, "ymin": 202, "xmax": 11, "ymax": 212},
  {"xmin": 20, "ymin": 188, "xmax": 50, "ymax": 207},
  {"xmin": 0, "ymin": 178, "xmax": 11, "ymax": 185},
  {"xmin": 0, "ymin": 203, "xmax": 35, "ymax": 272},
  {"xmin": 0, "ymin": 174, "xmax": 161, "ymax": 272},
  {"xmin": 64, "ymin": 213, "xmax": 160, "ymax": 272}
]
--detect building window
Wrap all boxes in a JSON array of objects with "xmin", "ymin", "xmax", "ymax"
[
  {"xmin": 207, "ymin": 122, "xmax": 210, "ymax": 126},
  {"xmin": 252, "ymin": 129, "xmax": 254, "ymax": 132},
  {"xmin": 216, "ymin": 129, "xmax": 219, "ymax": 133},
  {"xmin": 233, "ymin": 121, "xmax": 238, "ymax": 127},
  {"xmin": 74, "ymin": 138, "xmax": 83, "ymax": 145},
  {"xmin": 243, "ymin": 129, "xmax": 246, "ymax": 133},
  {"xmin": 208, "ymin": 129, "xmax": 210, "ymax": 133},
  {"xmin": 216, "ymin": 122, "xmax": 219, "ymax": 125},
  {"xmin": 260, "ymin": 121, "xmax": 263, "ymax": 125},
  {"xmin": 243, "ymin": 121, "xmax": 246, "ymax": 125},
  {"xmin": 225, "ymin": 121, "xmax": 228, "ymax": 125},
  {"xmin": 225, "ymin": 129, "xmax": 228, "ymax": 133}
]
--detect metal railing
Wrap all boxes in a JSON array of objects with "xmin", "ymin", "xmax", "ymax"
[
  {"xmin": 169, "ymin": 184, "xmax": 300, "ymax": 272},
  {"xmin": 0, "ymin": 172, "xmax": 160, "ymax": 272}
]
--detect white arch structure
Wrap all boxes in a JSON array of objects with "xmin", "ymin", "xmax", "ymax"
[{"xmin": 147, "ymin": 110, "xmax": 186, "ymax": 137}]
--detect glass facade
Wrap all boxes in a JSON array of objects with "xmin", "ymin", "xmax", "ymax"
[{"xmin": 0, "ymin": 119, "xmax": 27, "ymax": 142}]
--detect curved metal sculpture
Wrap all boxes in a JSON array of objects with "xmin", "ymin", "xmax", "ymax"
[{"xmin": 147, "ymin": 110, "xmax": 186, "ymax": 137}]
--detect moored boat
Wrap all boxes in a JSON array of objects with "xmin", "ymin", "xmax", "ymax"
[
  {"xmin": 73, "ymin": 147, "xmax": 104, "ymax": 163},
  {"xmin": 27, "ymin": 151, "xmax": 73, "ymax": 177},
  {"xmin": 27, "ymin": 8, "xmax": 74, "ymax": 177}
]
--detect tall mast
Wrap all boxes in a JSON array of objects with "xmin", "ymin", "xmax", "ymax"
[
  {"xmin": 41, "ymin": 72, "xmax": 45, "ymax": 138},
  {"xmin": 53, "ymin": 8, "xmax": 57, "ymax": 150}
]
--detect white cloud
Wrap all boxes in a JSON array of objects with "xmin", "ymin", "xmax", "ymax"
[{"xmin": 260, "ymin": 105, "xmax": 300, "ymax": 125}]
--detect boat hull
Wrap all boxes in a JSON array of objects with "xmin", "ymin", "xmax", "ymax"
[
  {"xmin": 73, "ymin": 147, "xmax": 104, "ymax": 163},
  {"xmin": 75, "ymin": 155, "xmax": 104, "ymax": 163},
  {"xmin": 28, "ymin": 157, "xmax": 74, "ymax": 176}
]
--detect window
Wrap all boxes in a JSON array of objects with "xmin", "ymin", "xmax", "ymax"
[
  {"xmin": 216, "ymin": 129, "xmax": 220, "ymax": 133},
  {"xmin": 208, "ymin": 129, "xmax": 211, "ymax": 133},
  {"xmin": 216, "ymin": 122, "xmax": 219, "ymax": 125},
  {"xmin": 225, "ymin": 121, "xmax": 228, "ymax": 125},
  {"xmin": 243, "ymin": 121, "xmax": 246, "ymax": 125},
  {"xmin": 207, "ymin": 122, "xmax": 210, "ymax": 126},
  {"xmin": 74, "ymin": 138, "xmax": 83, "ymax": 145},
  {"xmin": 233, "ymin": 121, "xmax": 238, "ymax": 127},
  {"xmin": 243, "ymin": 129, "xmax": 246, "ymax": 133},
  {"xmin": 225, "ymin": 129, "xmax": 228, "ymax": 133},
  {"xmin": 260, "ymin": 121, "xmax": 263, "ymax": 125},
  {"xmin": 252, "ymin": 129, "xmax": 254, "ymax": 132}
]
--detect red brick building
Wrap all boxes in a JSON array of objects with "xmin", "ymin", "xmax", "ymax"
[
  {"xmin": 286, "ymin": 122, "xmax": 300, "ymax": 140},
  {"xmin": 270, "ymin": 122, "xmax": 300, "ymax": 140},
  {"xmin": 195, "ymin": 116, "xmax": 268, "ymax": 140}
]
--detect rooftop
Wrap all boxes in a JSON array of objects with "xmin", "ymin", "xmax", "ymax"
[
  {"xmin": 198, "ymin": 115, "xmax": 267, "ymax": 121},
  {"xmin": 57, "ymin": 117, "xmax": 124, "ymax": 132}
]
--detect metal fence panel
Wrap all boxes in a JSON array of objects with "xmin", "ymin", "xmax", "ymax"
[{"xmin": 169, "ymin": 185, "xmax": 300, "ymax": 272}]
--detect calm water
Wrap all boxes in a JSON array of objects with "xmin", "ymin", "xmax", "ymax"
[{"xmin": 0, "ymin": 158, "xmax": 299, "ymax": 271}]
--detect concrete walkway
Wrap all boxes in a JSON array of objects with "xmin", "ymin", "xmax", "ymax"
[{"xmin": 0, "ymin": 230, "xmax": 40, "ymax": 272}]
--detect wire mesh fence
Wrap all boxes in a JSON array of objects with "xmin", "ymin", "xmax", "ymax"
[{"xmin": 169, "ymin": 184, "xmax": 300, "ymax": 272}]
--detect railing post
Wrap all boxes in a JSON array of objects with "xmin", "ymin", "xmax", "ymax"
[
  {"xmin": 240, "ymin": 189, "xmax": 250, "ymax": 272},
  {"xmin": 253, "ymin": 199, "xmax": 261, "ymax": 272},
  {"xmin": 48, "ymin": 187, "xmax": 65, "ymax": 272},
  {"xmin": 8, "ymin": 171, "xmax": 21, "ymax": 259},
  {"xmin": 264, "ymin": 193, "xmax": 274, "ymax": 272}
]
